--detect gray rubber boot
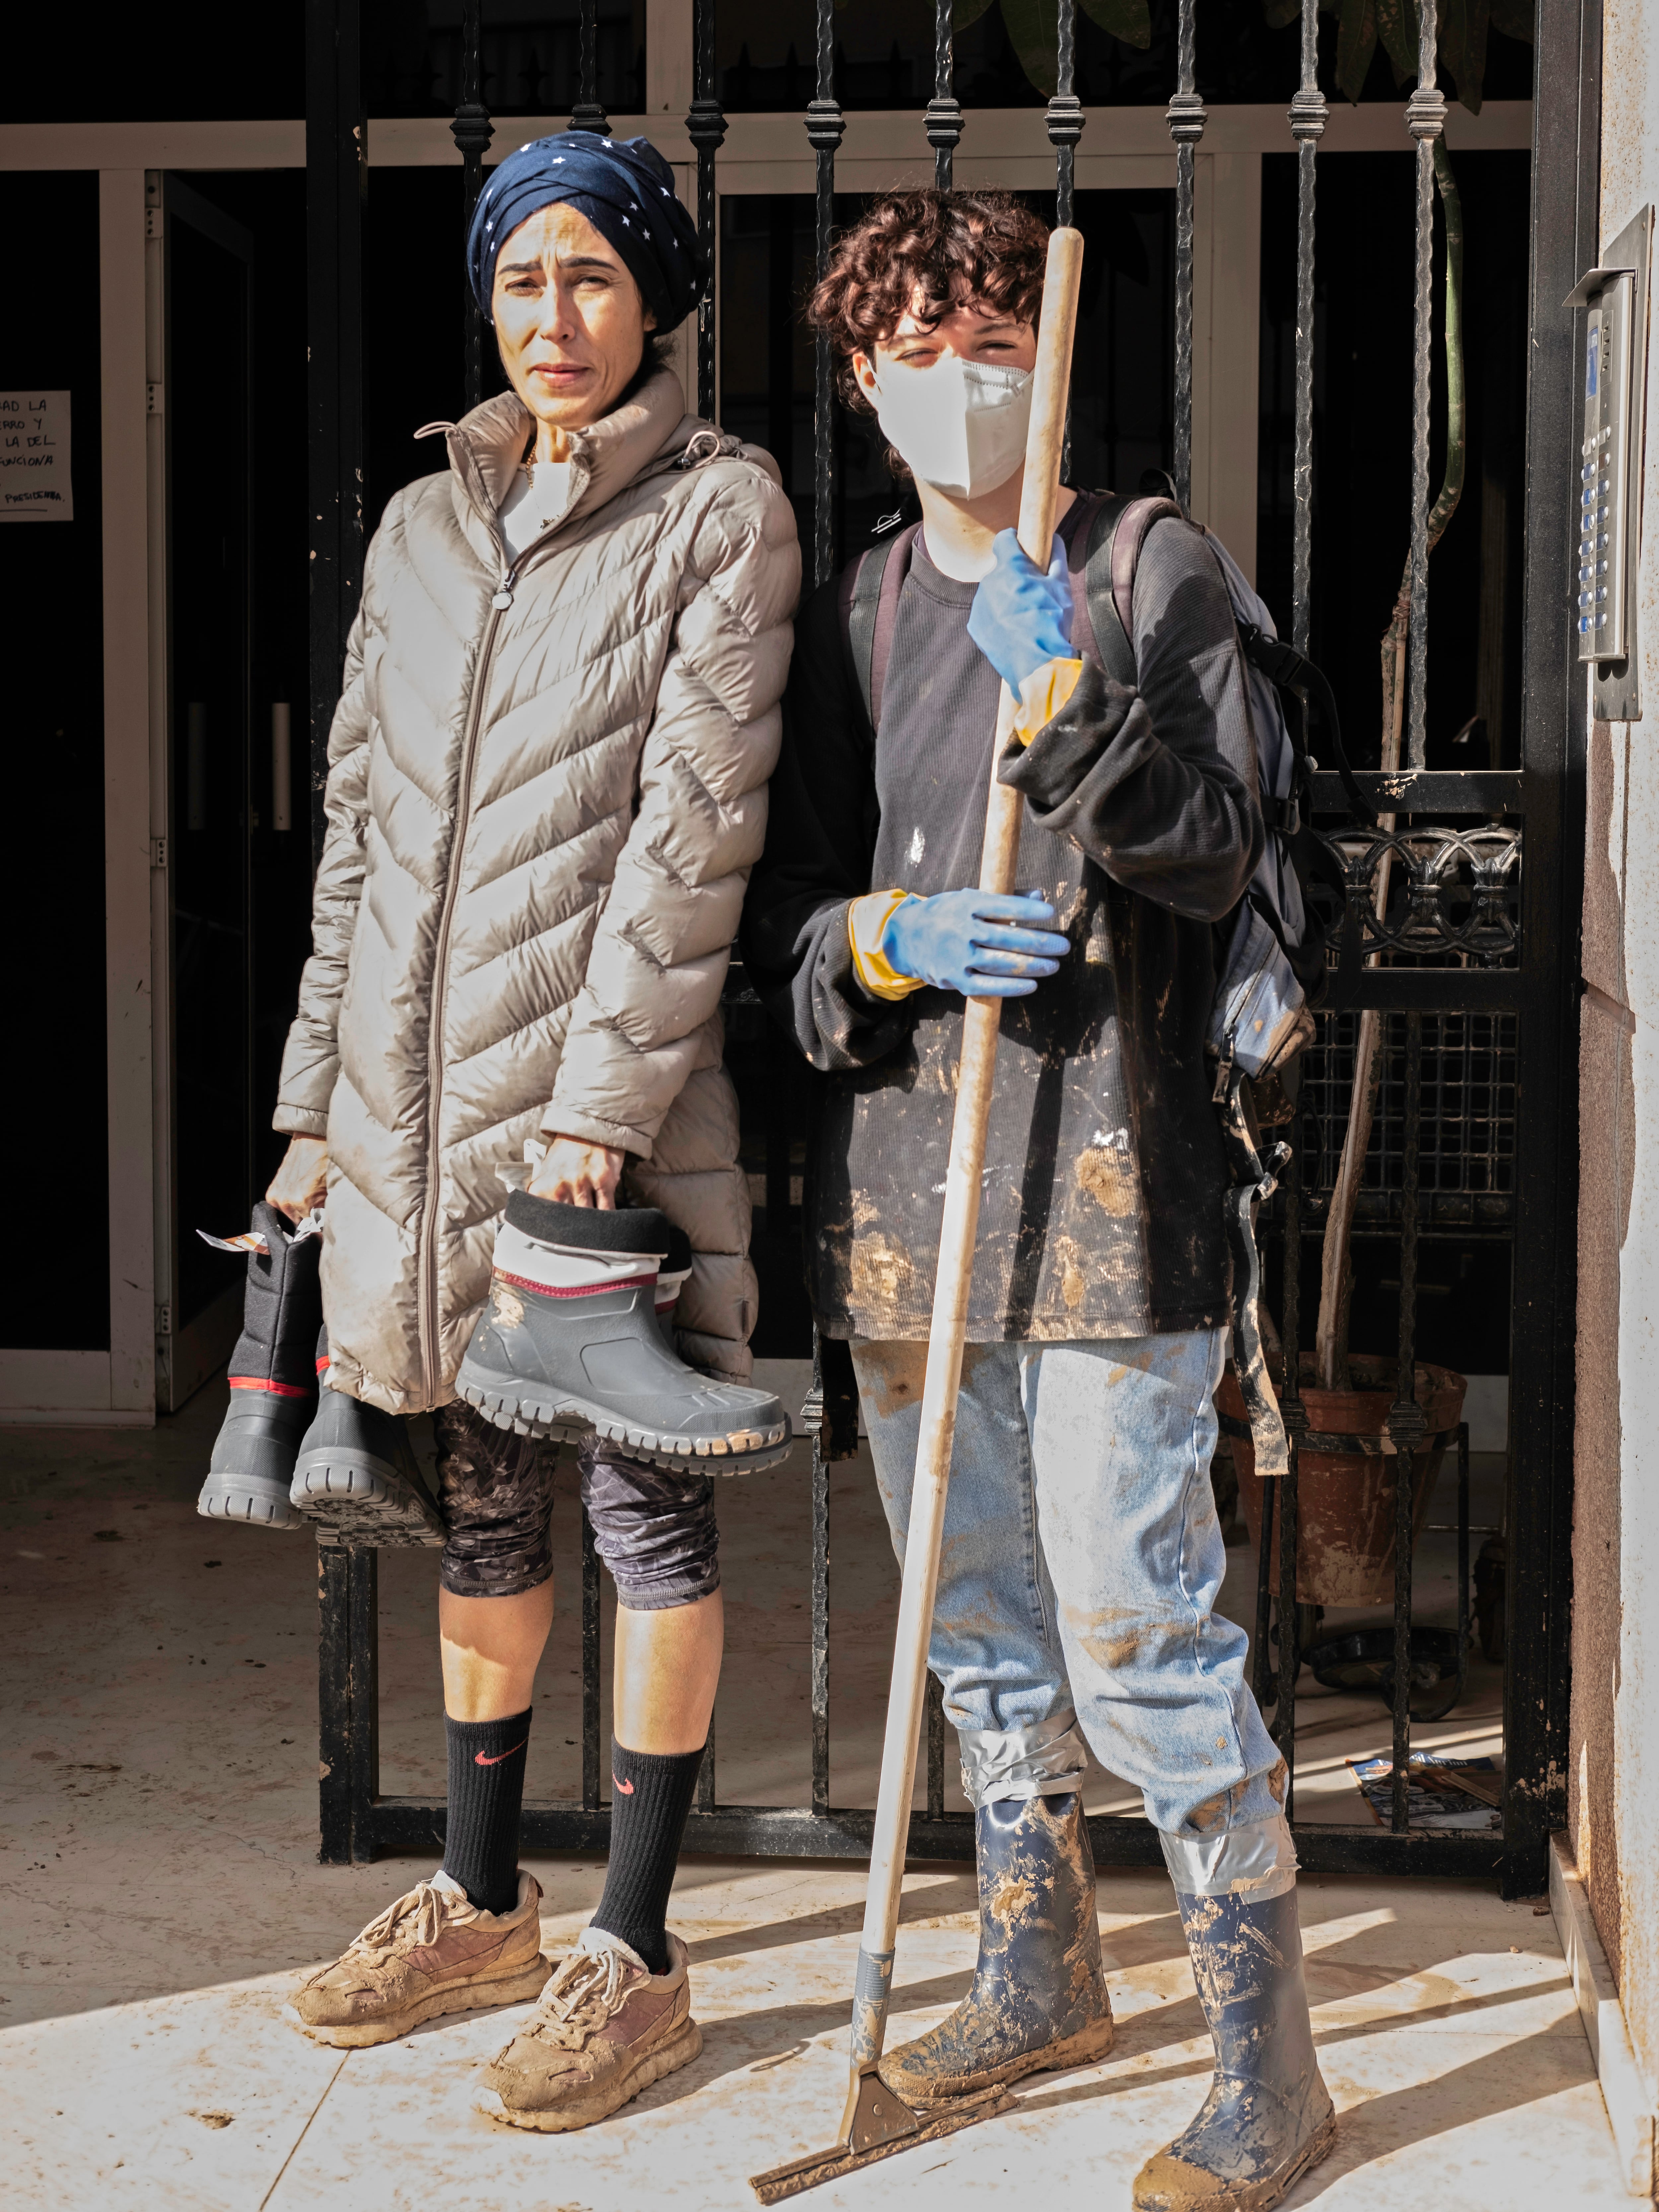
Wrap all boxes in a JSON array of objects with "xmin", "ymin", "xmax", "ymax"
[
  {"xmin": 878, "ymin": 1790, "xmax": 1115, "ymax": 2104},
  {"xmin": 199, "ymin": 1391, "xmax": 312, "ymax": 1529},
  {"xmin": 196, "ymin": 1201, "xmax": 322, "ymax": 1530},
  {"xmin": 290, "ymin": 1371, "xmax": 446, "ymax": 1547},
  {"xmin": 1132, "ymin": 1883, "xmax": 1336, "ymax": 2211},
  {"xmin": 457, "ymin": 1194, "xmax": 790, "ymax": 1474}
]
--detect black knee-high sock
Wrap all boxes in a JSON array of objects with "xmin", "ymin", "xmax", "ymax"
[
  {"xmin": 442, "ymin": 1708, "xmax": 531, "ymax": 1916},
  {"xmin": 591, "ymin": 1738, "xmax": 704, "ymax": 1974}
]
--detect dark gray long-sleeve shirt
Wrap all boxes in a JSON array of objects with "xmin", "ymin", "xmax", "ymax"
[{"xmin": 741, "ymin": 501, "xmax": 1263, "ymax": 1342}]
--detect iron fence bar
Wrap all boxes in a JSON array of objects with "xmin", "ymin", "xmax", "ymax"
[
  {"xmin": 1457, "ymin": 1420, "xmax": 1471, "ymax": 1690},
  {"xmin": 1165, "ymin": 0, "xmax": 1205, "ymax": 511},
  {"xmin": 926, "ymin": 0, "xmax": 963, "ymax": 191},
  {"xmin": 1250, "ymin": 1461, "xmax": 1276, "ymax": 1712},
  {"xmin": 1405, "ymin": 2, "xmax": 1446, "ymax": 765},
  {"xmin": 1046, "ymin": 0, "xmax": 1083, "ymax": 232},
  {"xmin": 317, "ymin": 1544, "xmax": 379, "ymax": 1864},
  {"xmin": 699, "ymin": 1715, "xmax": 717, "ymax": 1808},
  {"xmin": 358, "ymin": 1797, "xmax": 1503, "ymax": 1877},
  {"xmin": 571, "ymin": 0, "xmax": 608, "ymax": 133},
  {"xmin": 687, "ymin": 0, "xmax": 725, "ymax": 422},
  {"xmin": 1389, "ymin": 1013, "xmax": 1426, "ymax": 1831},
  {"xmin": 581, "ymin": 1498, "xmax": 601, "ymax": 1808},
  {"xmin": 925, "ymin": 1671, "xmax": 946, "ymax": 1818},
  {"xmin": 305, "ymin": 0, "xmax": 365, "ymax": 868},
  {"xmin": 811, "ymin": 1341, "xmax": 832, "ymax": 1814},
  {"xmin": 1275, "ymin": 1076, "xmax": 1306, "ymax": 1801},
  {"xmin": 451, "ymin": 0, "xmax": 493, "ymax": 414},
  {"xmin": 806, "ymin": 0, "xmax": 844, "ymax": 588},
  {"xmin": 1289, "ymin": 0, "xmax": 1326, "ymax": 657}
]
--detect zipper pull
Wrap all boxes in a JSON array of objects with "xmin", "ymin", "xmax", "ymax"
[{"xmin": 491, "ymin": 581, "xmax": 515, "ymax": 610}]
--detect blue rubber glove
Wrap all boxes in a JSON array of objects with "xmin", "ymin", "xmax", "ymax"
[
  {"xmin": 880, "ymin": 889, "xmax": 1072, "ymax": 998},
  {"xmin": 967, "ymin": 529, "xmax": 1074, "ymax": 691}
]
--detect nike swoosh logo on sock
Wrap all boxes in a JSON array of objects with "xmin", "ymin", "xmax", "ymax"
[
  {"xmin": 474, "ymin": 1739, "xmax": 528, "ymax": 1767},
  {"xmin": 613, "ymin": 1775, "xmax": 635, "ymax": 1794}
]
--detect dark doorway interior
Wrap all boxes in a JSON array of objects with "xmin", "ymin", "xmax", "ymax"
[{"xmin": 0, "ymin": 171, "xmax": 109, "ymax": 1352}]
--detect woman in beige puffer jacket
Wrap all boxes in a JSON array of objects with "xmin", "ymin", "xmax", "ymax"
[
  {"xmin": 277, "ymin": 370, "xmax": 796, "ymax": 1411},
  {"xmin": 264, "ymin": 139, "xmax": 804, "ymax": 2121}
]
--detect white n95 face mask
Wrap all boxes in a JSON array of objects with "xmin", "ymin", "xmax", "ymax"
[{"xmin": 869, "ymin": 354, "xmax": 1033, "ymax": 500}]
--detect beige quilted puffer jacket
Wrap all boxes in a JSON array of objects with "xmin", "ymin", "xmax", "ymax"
[{"xmin": 274, "ymin": 371, "xmax": 800, "ymax": 1414}]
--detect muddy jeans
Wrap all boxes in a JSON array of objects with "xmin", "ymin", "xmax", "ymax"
[
  {"xmin": 851, "ymin": 1329, "xmax": 1285, "ymax": 1843},
  {"xmin": 432, "ymin": 1402, "xmax": 720, "ymax": 1610}
]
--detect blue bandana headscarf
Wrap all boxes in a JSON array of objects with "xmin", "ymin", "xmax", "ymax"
[{"xmin": 467, "ymin": 133, "xmax": 706, "ymax": 335}]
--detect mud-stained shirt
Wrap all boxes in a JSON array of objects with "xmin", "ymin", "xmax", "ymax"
[{"xmin": 740, "ymin": 502, "xmax": 1263, "ymax": 1343}]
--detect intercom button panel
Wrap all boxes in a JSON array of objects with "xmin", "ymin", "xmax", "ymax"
[{"xmin": 1576, "ymin": 277, "xmax": 1631, "ymax": 664}]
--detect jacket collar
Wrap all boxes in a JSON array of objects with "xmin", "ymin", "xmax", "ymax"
[{"xmin": 442, "ymin": 368, "xmax": 700, "ymax": 576}]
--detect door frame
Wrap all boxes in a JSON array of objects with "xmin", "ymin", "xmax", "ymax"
[{"xmin": 0, "ymin": 90, "xmax": 1533, "ymax": 1427}]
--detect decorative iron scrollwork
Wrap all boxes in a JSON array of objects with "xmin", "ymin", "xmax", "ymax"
[{"xmin": 1323, "ymin": 819, "xmax": 1522, "ymax": 966}]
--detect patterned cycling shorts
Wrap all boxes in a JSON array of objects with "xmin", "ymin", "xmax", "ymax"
[{"xmin": 432, "ymin": 1401, "xmax": 720, "ymax": 1610}]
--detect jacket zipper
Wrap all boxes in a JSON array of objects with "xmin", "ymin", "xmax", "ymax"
[{"xmin": 416, "ymin": 564, "xmax": 518, "ymax": 1401}]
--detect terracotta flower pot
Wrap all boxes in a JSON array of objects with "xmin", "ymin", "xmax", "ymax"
[{"xmin": 1220, "ymin": 1354, "xmax": 1467, "ymax": 1610}]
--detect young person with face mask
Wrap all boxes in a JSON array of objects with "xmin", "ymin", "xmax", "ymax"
[
  {"xmin": 742, "ymin": 190, "xmax": 1334, "ymax": 2212},
  {"xmin": 255, "ymin": 134, "xmax": 801, "ymax": 2133}
]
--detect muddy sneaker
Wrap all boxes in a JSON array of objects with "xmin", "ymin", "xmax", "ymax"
[
  {"xmin": 196, "ymin": 1202, "xmax": 324, "ymax": 1529},
  {"xmin": 290, "ymin": 1380, "xmax": 446, "ymax": 1546},
  {"xmin": 473, "ymin": 1925, "xmax": 702, "ymax": 2132},
  {"xmin": 457, "ymin": 1194, "xmax": 790, "ymax": 1475},
  {"xmin": 288, "ymin": 1870, "xmax": 550, "ymax": 2047}
]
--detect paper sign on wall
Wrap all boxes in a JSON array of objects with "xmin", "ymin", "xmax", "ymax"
[{"xmin": 0, "ymin": 392, "xmax": 72, "ymax": 521}]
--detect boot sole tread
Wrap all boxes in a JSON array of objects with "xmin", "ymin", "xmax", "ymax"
[
  {"xmin": 200, "ymin": 1478, "xmax": 305, "ymax": 1531},
  {"xmin": 288, "ymin": 1955, "xmax": 553, "ymax": 2047},
  {"xmin": 477, "ymin": 2016, "xmax": 703, "ymax": 2131},
  {"xmin": 456, "ymin": 1371, "xmax": 789, "ymax": 1473},
  {"xmin": 291, "ymin": 1458, "xmax": 446, "ymax": 1547}
]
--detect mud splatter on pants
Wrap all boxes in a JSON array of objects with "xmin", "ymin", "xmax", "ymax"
[
  {"xmin": 432, "ymin": 1402, "xmax": 719, "ymax": 1610},
  {"xmin": 851, "ymin": 1328, "xmax": 1283, "ymax": 1840}
]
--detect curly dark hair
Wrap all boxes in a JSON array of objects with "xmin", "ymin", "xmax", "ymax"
[{"xmin": 807, "ymin": 188, "xmax": 1050, "ymax": 413}]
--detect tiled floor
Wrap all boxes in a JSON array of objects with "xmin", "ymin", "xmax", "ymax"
[{"xmin": 0, "ymin": 1376, "xmax": 1627, "ymax": 2210}]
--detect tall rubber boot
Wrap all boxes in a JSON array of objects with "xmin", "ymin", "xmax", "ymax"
[
  {"xmin": 457, "ymin": 1194, "xmax": 790, "ymax": 1473},
  {"xmin": 289, "ymin": 1327, "xmax": 446, "ymax": 1547},
  {"xmin": 196, "ymin": 1203, "xmax": 323, "ymax": 1529},
  {"xmin": 1132, "ymin": 1883, "xmax": 1335, "ymax": 2211},
  {"xmin": 878, "ymin": 1790, "xmax": 1115, "ymax": 2105}
]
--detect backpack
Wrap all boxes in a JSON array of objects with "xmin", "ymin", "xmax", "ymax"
[{"xmin": 839, "ymin": 490, "xmax": 1376, "ymax": 1481}]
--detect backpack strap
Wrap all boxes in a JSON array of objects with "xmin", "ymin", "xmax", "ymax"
[
  {"xmin": 840, "ymin": 521, "xmax": 921, "ymax": 736},
  {"xmin": 1067, "ymin": 490, "xmax": 1137, "ymax": 686}
]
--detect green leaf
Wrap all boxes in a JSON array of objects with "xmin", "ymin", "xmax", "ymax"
[
  {"xmin": 1488, "ymin": 0, "xmax": 1532, "ymax": 39},
  {"xmin": 1374, "ymin": 0, "xmax": 1419, "ymax": 78},
  {"xmin": 1077, "ymin": 0, "xmax": 1153, "ymax": 49},
  {"xmin": 1334, "ymin": 0, "xmax": 1378, "ymax": 100},
  {"xmin": 952, "ymin": 0, "xmax": 996, "ymax": 30},
  {"xmin": 1263, "ymin": 0, "xmax": 1301, "ymax": 31},
  {"xmin": 1448, "ymin": 0, "xmax": 1490, "ymax": 112},
  {"xmin": 1000, "ymin": 0, "xmax": 1059, "ymax": 93}
]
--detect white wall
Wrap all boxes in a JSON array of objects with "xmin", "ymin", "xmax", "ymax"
[{"xmin": 1572, "ymin": 0, "xmax": 1659, "ymax": 2114}]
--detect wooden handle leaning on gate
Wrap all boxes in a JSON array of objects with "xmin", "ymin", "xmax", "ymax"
[{"xmin": 849, "ymin": 226, "xmax": 1085, "ymax": 2073}]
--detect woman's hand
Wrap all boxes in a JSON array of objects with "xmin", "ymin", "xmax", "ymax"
[
  {"xmin": 530, "ymin": 1135, "xmax": 625, "ymax": 1209},
  {"xmin": 266, "ymin": 1135, "xmax": 330, "ymax": 1222}
]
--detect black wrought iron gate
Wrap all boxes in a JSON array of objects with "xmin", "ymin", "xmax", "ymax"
[{"xmin": 307, "ymin": 0, "xmax": 1590, "ymax": 1899}]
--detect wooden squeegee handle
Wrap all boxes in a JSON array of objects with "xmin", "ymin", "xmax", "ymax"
[{"xmin": 848, "ymin": 227, "xmax": 1085, "ymax": 2071}]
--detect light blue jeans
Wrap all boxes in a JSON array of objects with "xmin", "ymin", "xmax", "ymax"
[{"xmin": 851, "ymin": 1329, "xmax": 1287, "ymax": 1849}]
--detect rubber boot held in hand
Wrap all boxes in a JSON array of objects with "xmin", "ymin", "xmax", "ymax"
[
  {"xmin": 878, "ymin": 1789, "xmax": 1115, "ymax": 2104},
  {"xmin": 457, "ymin": 1194, "xmax": 789, "ymax": 1472},
  {"xmin": 1132, "ymin": 1883, "xmax": 1335, "ymax": 2211},
  {"xmin": 197, "ymin": 1201, "xmax": 324, "ymax": 1529}
]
